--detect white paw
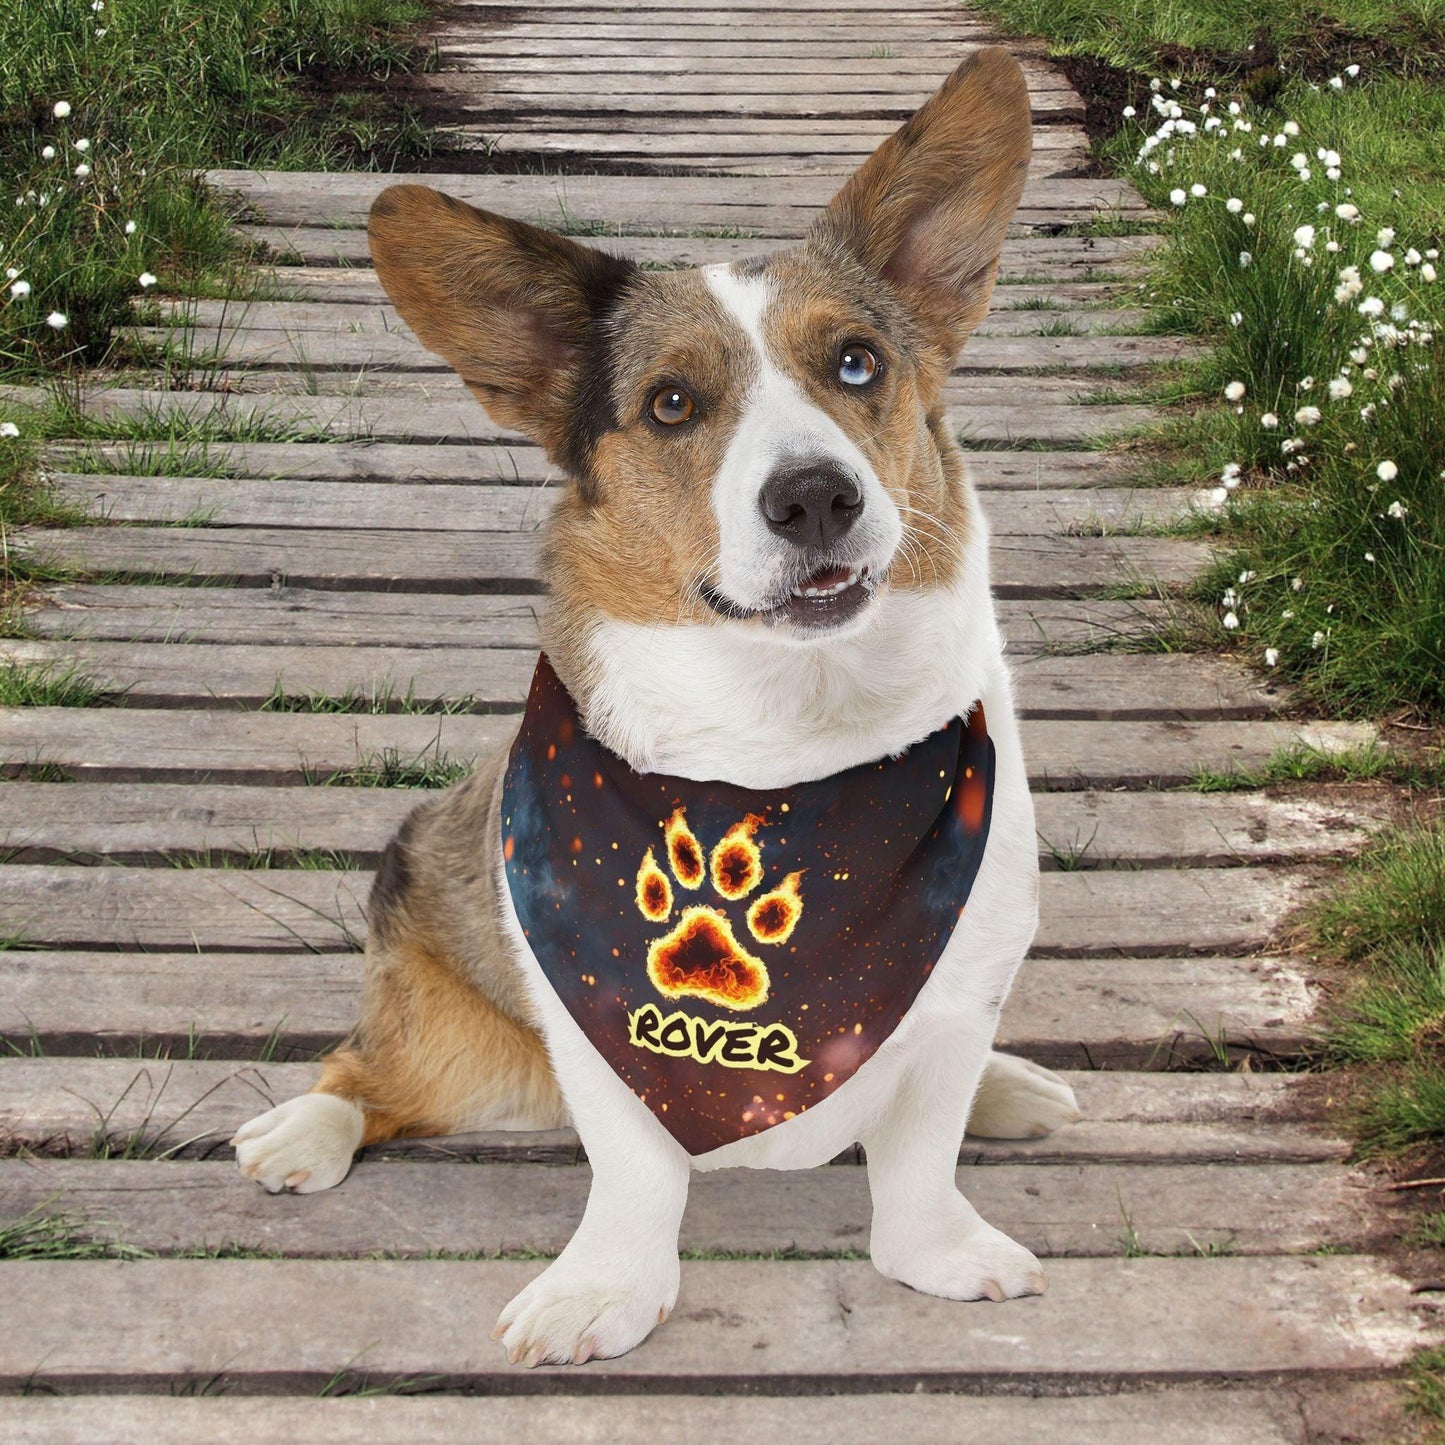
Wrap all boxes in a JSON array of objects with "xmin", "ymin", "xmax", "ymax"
[
  {"xmin": 491, "ymin": 1252, "xmax": 678, "ymax": 1367},
  {"xmin": 875, "ymin": 1215, "xmax": 1046, "ymax": 1303},
  {"xmin": 968, "ymin": 1052, "xmax": 1082, "ymax": 1139},
  {"xmin": 231, "ymin": 1093, "xmax": 363, "ymax": 1194}
]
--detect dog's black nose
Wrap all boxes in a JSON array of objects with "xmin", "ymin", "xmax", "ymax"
[{"xmin": 759, "ymin": 458, "xmax": 863, "ymax": 548}]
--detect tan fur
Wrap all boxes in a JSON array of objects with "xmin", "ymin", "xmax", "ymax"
[
  {"xmin": 326, "ymin": 50, "xmax": 1033, "ymax": 1151},
  {"xmin": 309, "ymin": 743, "xmax": 568, "ymax": 1141}
]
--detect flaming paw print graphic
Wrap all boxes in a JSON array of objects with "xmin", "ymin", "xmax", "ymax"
[{"xmin": 634, "ymin": 809, "xmax": 804, "ymax": 1011}]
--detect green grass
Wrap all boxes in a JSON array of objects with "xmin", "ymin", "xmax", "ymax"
[
  {"xmin": 0, "ymin": 1203, "xmax": 145, "ymax": 1260},
  {"xmin": 1312, "ymin": 825, "xmax": 1445, "ymax": 1155},
  {"xmin": 976, "ymin": 0, "xmax": 1445, "ymax": 722},
  {"xmin": 0, "ymin": 660, "xmax": 106, "ymax": 707},
  {"xmin": 0, "ymin": 0, "xmax": 432, "ymax": 379},
  {"xmin": 1189, "ymin": 740, "xmax": 1445, "ymax": 791},
  {"xmin": 261, "ymin": 681, "xmax": 482, "ymax": 716},
  {"xmin": 311, "ymin": 747, "xmax": 474, "ymax": 789}
]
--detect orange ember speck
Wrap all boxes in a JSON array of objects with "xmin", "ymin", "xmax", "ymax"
[
  {"xmin": 635, "ymin": 846, "xmax": 673, "ymax": 922},
  {"xmin": 747, "ymin": 870, "xmax": 804, "ymax": 944},
  {"xmin": 710, "ymin": 813, "xmax": 765, "ymax": 899},
  {"xmin": 647, "ymin": 906, "xmax": 770, "ymax": 1011},
  {"xmin": 664, "ymin": 808, "xmax": 705, "ymax": 890},
  {"xmin": 503, "ymin": 835, "xmax": 515, "ymax": 861}
]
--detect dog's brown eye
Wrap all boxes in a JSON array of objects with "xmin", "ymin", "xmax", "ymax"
[
  {"xmin": 650, "ymin": 387, "xmax": 695, "ymax": 425},
  {"xmin": 838, "ymin": 345, "xmax": 879, "ymax": 387}
]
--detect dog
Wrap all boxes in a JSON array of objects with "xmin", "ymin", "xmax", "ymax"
[{"xmin": 232, "ymin": 47, "xmax": 1082, "ymax": 1367}]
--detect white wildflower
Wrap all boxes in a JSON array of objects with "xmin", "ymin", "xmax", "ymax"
[
  {"xmin": 45, "ymin": 311, "xmax": 67, "ymax": 329},
  {"xmin": 1358, "ymin": 296, "xmax": 1385, "ymax": 317},
  {"xmin": 1123, "ymin": 105, "xmax": 1136, "ymax": 118},
  {"xmin": 1291, "ymin": 577, "xmax": 1304, "ymax": 591},
  {"xmin": 1264, "ymin": 648, "xmax": 1279, "ymax": 666},
  {"xmin": 1295, "ymin": 406, "xmax": 1322, "ymax": 426},
  {"xmin": 1170, "ymin": 187, "xmax": 1187, "ymax": 205},
  {"xmin": 1239, "ymin": 251, "xmax": 1253, "ymax": 267},
  {"xmin": 1284, "ymin": 121, "xmax": 1300, "ymax": 136},
  {"xmin": 1243, "ymin": 212, "xmax": 1256, "ymax": 226},
  {"xmin": 138, "ymin": 272, "xmax": 158, "ymax": 289},
  {"xmin": 124, "ymin": 219, "xmax": 137, "ymax": 235},
  {"xmin": 1365, "ymin": 551, "xmax": 1376, "ymax": 563},
  {"xmin": 1223, "ymin": 611, "xmax": 1240, "ymax": 630},
  {"xmin": 9, "ymin": 279, "xmax": 31, "ymax": 299},
  {"xmin": 1290, "ymin": 152, "xmax": 1309, "ymax": 171},
  {"xmin": 1376, "ymin": 459, "xmax": 1398, "ymax": 481},
  {"xmin": 1226, "ymin": 197, "xmax": 1244, "ymax": 213},
  {"xmin": 1311, "ymin": 631, "xmax": 1325, "ymax": 649},
  {"xmin": 1377, "ymin": 227, "xmax": 1396, "ymax": 247},
  {"xmin": 1329, "ymin": 75, "xmax": 1344, "ymax": 90},
  {"xmin": 74, "ymin": 138, "xmax": 90, "ymax": 153},
  {"xmin": 1423, "ymin": 263, "xmax": 1438, "ymax": 282},
  {"xmin": 52, "ymin": 101, "xmax": 72, "ymax": 119},
  {"xmin": 1370, "ymin": 250, "xmax": 1395, "ymax": 273},
  {"xmin": 1387, "ymin": 500, "xmax": 1408, "ymax": 519},
  {"xmin": 73, "ymin": 163, "xmax": 90, "ymax": 178},
  {"xmin": 1260, "ymin": 412, "xmax": 1279, "ymax": 430},
  {"xmin": 1335, "ymin": 203, "xmax": 1360, "ymax": 222},
  {"xmin": 1329, "ymin": 377, "xmax": 1353, "ymax": 400},
  {"xmin": 41, "ymin": 145, "xmax": 55, "ymax": 160},
  {"xmin": 0, "ymin": 422, "xmax": 18, "ymax": 439},
  {"xmin": 1190, "ymin": 183, "xmax": 1207, "ymax": 197},
  {"xmin": 1228, "ymin": 311, "xmax": 1243, "ymax": 326},
  {"xmin": 1224, "ymin": 381, "xmax": 1246, "ymax": 401},
  {"xmin": 1293, "ymin": 224, "xmax": 1316, "ymax": 248},
  {"xmin": 1346, "ymin": 64, "xmax": 1361, "ymax": 76}
]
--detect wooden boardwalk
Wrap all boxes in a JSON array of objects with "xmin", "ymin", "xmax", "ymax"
[{"xmin": 0, "ymin": 1, "xmax": 1434, "ymax": 1437}]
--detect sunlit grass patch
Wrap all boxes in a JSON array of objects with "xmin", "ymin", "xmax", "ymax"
[
  {"xmin": 0, "ymin": 659, "xmax": 106, "ymax": 707},
  {"xmin": 1311, "ymin": 824, "xmax": 1445, "ymax": 1155}
]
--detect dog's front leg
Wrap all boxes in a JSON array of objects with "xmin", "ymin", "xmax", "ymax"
[
  {"xmin": 492, "ymin": 1073, "xmax": 690, "ymax": 1366},
  {"xmin": 863, "ymin": 1021, "xmax": 1045, "ymax": 1303}
]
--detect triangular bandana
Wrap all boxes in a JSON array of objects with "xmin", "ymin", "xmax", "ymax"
[{"xmin": 502, "ymin": 655, "xmax": 994, "ymax": 1156}]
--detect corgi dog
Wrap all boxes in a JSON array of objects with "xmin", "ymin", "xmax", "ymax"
[{"xmin": 233, "ymin": 47, "xmax": 1082, "ymax": 1367}]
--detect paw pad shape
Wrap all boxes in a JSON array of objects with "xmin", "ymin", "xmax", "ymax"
[{"xmin": 635, "ymin": 809, "xmax": 803, "ymax": 1012}]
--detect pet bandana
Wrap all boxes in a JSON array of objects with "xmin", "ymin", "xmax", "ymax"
[{"xmin": 502, "ymin": 655, "xmax": 994, "ymax": 1156}]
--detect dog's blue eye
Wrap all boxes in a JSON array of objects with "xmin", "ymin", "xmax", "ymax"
[{"xmin": 838, "ymin": 346, "xmax": 879, "ymax": 387}]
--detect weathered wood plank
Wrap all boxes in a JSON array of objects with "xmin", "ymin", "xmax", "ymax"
[
  {"xmin": 246, "ymin": 228, "xmax": 1161, "ymax": 272},
  {"xmin": 15, "ymin": 526, "xmax": 1200, "ymax": 595},
  {"xmin": 0, "ymin": 1158, "xmax": 1385, "ymax": 1259},
  {"xmin": 205, "ymin": 168, "xmax": 1146, "ymax": 231},
  {"xmin": 0, "ymin": 1059, "xmax": 1343, "ymax": 1164},
  {"xmin": 0, "ymin": 643, "xmax": 1281, "ymax": 721},
  {"xmin": 0, "ymin": 781, "xmax": 1388, "ymax": 870},
  {"xmin": 0, "ymin": 1257, "xmax": 1427, "ymax": 1390},
  {"xmin": 213, "ymin": 277, "xmax": 1132, "ymax": 312},
  {"xmin": 130, "ymin": 327, "xmax": 1186, "ymax": 373},
  {"xmin": 0, "ymin": 863, "xmax": 1307, "ymax": 955},
  {"xmin": 50, "ymin": 475, "xmax": 1196, "ymax": 534},
  {"xmin": 25, "ymin": 585, "xmax": 1172, "ymax": 652},
  {"xmin": 0, "ymin": 949, "xmax": 1317, "ymax": 1064},
  {"xmin": 56, "ymin": 440, "xmax": 1140, "ymax": 488},
  {"xmin": 0, "ymin": 707, "xmax": 1377, "ymax": 788},
  {"xmin": 151, "ymin": 302, "xmax": 1144, "ymax": 343},
  {"xmin": 9, "ymin": 385, "xmax": 1158, "ymax": 445},
  {"xmin": 0, "ymin": 1391, "xmax": 1353, "ymax": 1445}
]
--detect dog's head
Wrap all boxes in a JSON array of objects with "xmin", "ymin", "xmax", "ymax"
[{"xmin": 369, "ymin": 48, "xmax": 1030, "ymax": 653}]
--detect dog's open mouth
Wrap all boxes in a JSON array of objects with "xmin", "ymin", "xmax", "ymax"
[{"xmin": 702, "ymin": 564, "xmax": 877, "ymax": 631}]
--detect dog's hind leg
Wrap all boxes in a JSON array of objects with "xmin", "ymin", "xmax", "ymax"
[
  {"xmin": 967, "ymin": 1051, "xmax": 1082, "ymax": 1140},
  {"xmin": 233, "ymin": 931, "xmax": 565, "ymax": 1195}
]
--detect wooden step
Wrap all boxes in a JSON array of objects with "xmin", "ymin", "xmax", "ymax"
[
  {"xmin": 25, "ymin": 585, "xmax": 1175, "ymax": 654},
  {"xmin": 0, "ymin": 645, "xmax": 1281, "ymax": 720},
  {"xmin": 56, "ymin": 441, "xmax": 1141, "ymax": 488},
  {"xmin": 0, "ymin": 1257, "xmax": 1426, "ymax": 1391},
  {"xmin": 50, "ymin": 475, "xmax": 1198, "ymax": 534},
  {"xmin": 0, "ymin": 863, "xmax": 1307, "ymax": 955},
  {"xmin": 0, "ymin": 1059, "xmax": 1344, "ymax": 1164},
  {"xmin": 245, "ymin": 227, "xmax": 1161, "ymax": 273},
  {"xmin": 0, "ymin": 1390, "xmax": 1401, "ymax": 1445},
  {"xmin": 0, "ymin": 707, "xmax": 1378, "ymax": 788},
  {"xmin": 0, "ymin": 949, "xmax": 1317, "ymax": 1064},
  {"xmin": 8, "ymin": 385, "xmax": 1158, "ymax": 446},
  {"xmin": 130, "ymin": 327, "xmax": 1186, "ymax": 374},
  {"xmin": 15, "ymin": 526, "xmax": 1201, "ymax": 595},
  {"xmin": 143, "ymin": 299, "xmax": 1138, "ymax": 341},
  {"xmin": 204, "ymin": 168, "xmax": 1147, "ymax": 233},
  {"xmin": 0, "ymin": 1157, "xmax": 1389, "ymax": 1259},
  {"xmin": 0, "ymin": 781, "xmax": 1388, "ymax": 870}
]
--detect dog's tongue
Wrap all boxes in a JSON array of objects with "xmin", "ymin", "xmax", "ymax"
[{"xmin": 803, "ymin": 564, "xmax": 853, "ymax": 589}]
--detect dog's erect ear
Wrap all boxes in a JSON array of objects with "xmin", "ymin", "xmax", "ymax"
[
  {"xmin": 811, "ymin": 47, "xmax": 1031, "ymax": 362},
  {"xmin": 368, "ymin": 184, "xmax": 638, "ymax": 477}
]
